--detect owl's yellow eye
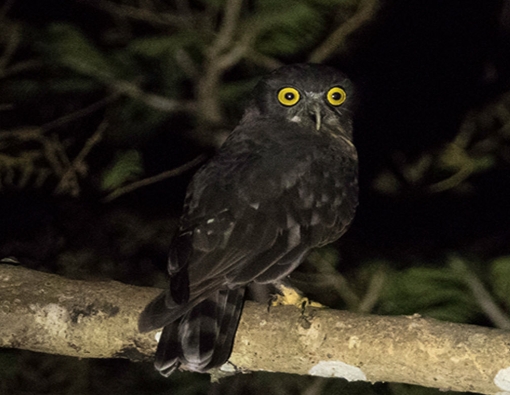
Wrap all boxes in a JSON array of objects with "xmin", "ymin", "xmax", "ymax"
[
  {"xmin": 277, "ymin": 87, "xmax": 300, "ymax": 106},
  {"xmin": 326, "ymin": 87, "xmax": 347, "ymax": 106}
]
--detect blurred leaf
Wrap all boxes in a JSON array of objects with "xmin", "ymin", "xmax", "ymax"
[
  {"xmin": 101, "ymin": 150, "xmax": 143, "ymax": 191},
  {"xmin": 43, "ymin": 23, "xmax": 118, "ymax": 80},
  {"xmin": 254, "ymin": 2, "xmax": 326, "ymax": 56},
  {"xmin": 108, "ymin": 98, "xmax": 170, "ymax": 142},
  {"xmin": 372, "ymin": 169, "xmax": 401, "ymax": 194},
  {"xmin": 380, "ymin": 266, "xmax": 478, "ymax": 323},
  {"xmin": 253, "ymin": 0, "xmax": 358, "ymax": 56},
  {"xmin": 308, "ymin": 245, "xmax": 341, "ymax": 268},
  {"xmin": 2, "ymin": 77, "xmax": 97, "ymax": 103},
  {"xmin": 490, "ymin": 256, "xmax": 510, "ymax": 307},
  {"xmin": 220, "ymin": 78, "xmax": 259, "ymax": 116},
  {"xmin": 127, "ymin": 34, "xmax": 196, "ymax": 59},
  {"xmin": 125, "ymin": 35, "xmax": 194, "ymax": 95},
  {"xmin": 307, "ymin": 0, "xmax": 356, "ymax": 6},
  {"xmin": 2, "ymin": 79, "xmax": 46, "ymax": 99},
  {"xmin": 442, "ymin": 146, "xmax": 494, "ymax": 175},
  {"xmin": 197, "ymin": 0, "xmax": 224, "ymax": 9},
  {"xmin": 48, "ymin": 77, "xmax": 102, "ymax": 94}
]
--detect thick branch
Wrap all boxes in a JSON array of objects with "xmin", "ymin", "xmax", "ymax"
[{"xmin": 1, "ymin": 265, "xmax": 510, "ymax": 394}]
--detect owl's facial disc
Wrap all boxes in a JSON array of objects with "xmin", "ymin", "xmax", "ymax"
[{"xmin": 273, "ymin": 83, "xmax": 350, "ymax": 136}]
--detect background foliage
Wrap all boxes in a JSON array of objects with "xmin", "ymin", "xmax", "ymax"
[{"xmin": 1, "ymin": 0, "xmax": 509, "ymax": 394}]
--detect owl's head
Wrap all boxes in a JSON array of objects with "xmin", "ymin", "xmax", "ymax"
[{"xmin": 244, "ymin": 63, "xmax": 355, "ymax": 139}]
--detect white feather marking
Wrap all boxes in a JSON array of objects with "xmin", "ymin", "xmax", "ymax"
[
  {"xmin": 311, "ymin": 211, "xmax": 321, "ymax": 225},
  {"xmin": 288, "ymin": 226, "xmax": 301, "ymax": 248}
]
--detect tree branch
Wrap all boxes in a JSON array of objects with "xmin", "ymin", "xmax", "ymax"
[
  {"xmin": 54, "ymin": 119, "xmax": 107, "ymax": 197},
  {"xmin": 102, "ymin": 153, "xmax": 207, "ymax": 203},
  {"xmin": 1, "ymin": 265, "xmax": 510, "ymax": 394}
]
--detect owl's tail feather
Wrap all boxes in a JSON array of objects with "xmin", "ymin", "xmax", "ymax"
[{"xmin": 153, "ymin": 287, "xmax": 245, "ymax": 376}]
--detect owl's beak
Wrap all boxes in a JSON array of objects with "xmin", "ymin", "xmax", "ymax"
[{"xmin": 310, "ymin": 106, "xmax": 322, "ymax": 131}]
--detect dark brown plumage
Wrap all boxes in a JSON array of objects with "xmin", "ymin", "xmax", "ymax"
[{"xmin": 139, "ymin": 63, "xmax": 358, "ymax": 375}]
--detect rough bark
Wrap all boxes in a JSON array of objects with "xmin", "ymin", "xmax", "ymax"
[{"xmin": 1, "ymin": 264, "xmax": 509, "ymax": 394}]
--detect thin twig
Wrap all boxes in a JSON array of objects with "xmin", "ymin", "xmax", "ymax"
[
  {"xmin": 103, "ymin": 153, "xmax": 207, "ymax": 202},
  {"xmin": 357, "ymin": 268, "xmax": 386, "ymax": 314},
  {"xmin": 175, "ymin": 0, "xmax": 194, "ymax": 29},
  {"xmin": 72, "ymin": 121, "xmax": 106, "ymax": 167},
  {"xmin": 0, "ymin": 0, "xmax": 16, "ymax": 20},
  {"xmin": 0, "ymin": 98, "xmax": 114, "ymax": 194},
  {"xmin": 54, "ymin": 120, "xmax": 107, "ymax": 196},
  {"xmin": 110, "ymin": 80, "xmax": 192, "ymax": 113},
  {"xmin": 450, "ymin": 256, "xmax": 510, "ymax": 330},
  {"xmin": 197, "ymin": 0, "xmax": 244, "ymax": 125},
  {"xmin": 216, "ymin": 28, "xmax": 258, "ymax": 70},
  {"xmin": 210, "ymin": 0, "xmax": 243, "ymax": 57},
  {"xmin": 0, "ymin": 21, "xmax": 20, "ymax": 72},
  {"xmin": 42, "ymin": 133, "xmax": 69, "ymax": 178},
  {"xmin": 81, "ymin": 0, "xmax": 186, "ymax": 28},
  {"xmin": 40, "ymin": 94, "xmax": 119, "ymax": 133},
  {"xmin": 175, "ymin": 48, "xmax": 200, "ymax": 79},
  {"xmin": 1, "ymin": 59, "xmax": 44, "ymax": 78},
  {"xmin": 308, "ymin": 0, "xmax": 379, "ymax": 63},
  {"xmin": 245, "ymin": 49, "xmax": 284, "ymax": 71}
]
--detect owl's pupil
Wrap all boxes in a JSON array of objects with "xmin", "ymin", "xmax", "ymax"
[
  {"xmin": 285, "ymin": 93, "xmax": 295, "ymax": 100},
  {"xmin": 331, "ymin": 92, "xmax": 341, "ymax": 100}
]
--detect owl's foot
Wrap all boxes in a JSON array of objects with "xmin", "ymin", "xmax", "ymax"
[{"xmin": 270, "ymin": 283, "xmax": 325, "ymax": 309}]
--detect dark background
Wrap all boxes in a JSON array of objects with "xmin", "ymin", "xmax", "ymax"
[{"xmin": 1, "ymin": 0, "xmax": 509, "ymax": 394}]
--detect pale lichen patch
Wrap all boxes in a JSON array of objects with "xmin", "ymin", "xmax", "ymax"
[
  {"xmin": 309, "ymin": 360, "xmax": 367, "ymax": 381},
  {"xmin": 495, "ymin": 367, "xmax": 510, "ymax": 391},
  {"xmin": 31, "ymin": 303, "xmax": 70, "ymax": 338}
]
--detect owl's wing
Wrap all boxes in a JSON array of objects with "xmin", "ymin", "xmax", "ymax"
[
  {"xmin": 140, "ymin": 124, "xmax": 357, "ymax": 323},
  {"xmin": 138, "ymin": 144, "xmax": 310, "ymax": 330}
]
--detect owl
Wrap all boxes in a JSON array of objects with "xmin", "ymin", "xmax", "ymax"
[{"xmin": 139, "ymin": 63, "xmax": 358, "ymax": 376}]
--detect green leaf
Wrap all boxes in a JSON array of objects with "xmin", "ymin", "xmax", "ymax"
[
  {"xmin": 43, "ymin": 23, "xmax": 116, "ymax": 80},
  {"xmin": 254, "ymin": 2, "xmax": 326, "ymax": 56},
  {"xmin": 220, "ymin": 78, "xmax": 259, "ymax": 117},
  {"xmin": 380, "ymin": 266, "xmax": 478, "ymax": 323},
  {"xmin": 109, "ymin": 98, "xmax": 170, "ymax": 141},
  {"xmin": 490, "ymin": 256, "xmax": 510, "ymax": 306},
  {"xmin": 101, "ymin": 150, "xmax": 144, "ymax": 191},
  {"xmin": 308, "ymin": 245, "xmax": 341, "ymax": 268}
]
